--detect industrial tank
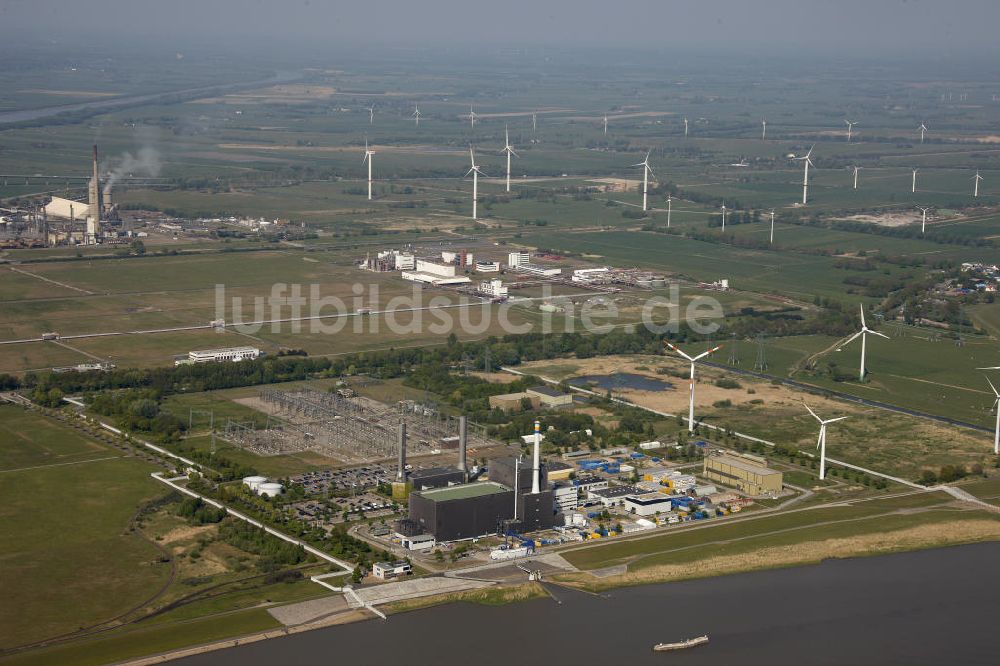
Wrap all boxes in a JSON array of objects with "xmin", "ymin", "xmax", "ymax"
[
  {"xmin": 242, "ymin": 475, "xmax": 267, "ymax": 492},
  {"xmin": 258, "ymin": 482, "xmax": 284, "ymax": 497}
]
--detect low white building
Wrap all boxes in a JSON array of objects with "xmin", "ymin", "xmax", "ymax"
[
  {"xmin": 372, "ymin": 561, "xmax": 412, "ymax": 580},
  {"xmin": 475, "ymin": 260, "xmax": 500, "ymax": 273},
  {"xmin": 479, "ymin": 279, "xmax": 508, "ymax": 298},
  {"xmin": 624, "ymin": 493, "xmax": 675, "ymax": 517},
  {"xmin": 415, "ymin": 259, "xmax": 457, "ymax": 277},
  {"xmin": 399, "ymin": 534, "xmax": 436, "ymax": 551},
  {"xmin": 401, "ymin": 271, "xmax": 471, "ymax": 286},
  {"xmin": 572, "ymin": 267, "xmax": 610, "ymax": 283},
  {"xmin": 515, "ymin": 263, "xmax": 562, "ymax": 277},
  {"xmin": 181, "ymin": 346, "xmax": 261, "ymax": 365}
]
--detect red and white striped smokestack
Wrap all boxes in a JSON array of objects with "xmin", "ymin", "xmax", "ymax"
[{"xmin": 531, "ymin": 420, "xmax": 541, "ymax": 494}]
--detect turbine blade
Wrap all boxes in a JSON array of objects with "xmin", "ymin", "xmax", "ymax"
[
  {"xmin": 824, "ymin": 416, "xmax": 849, "ymax": 424},
  {"xmin": 664, "ymin": 341, "xmax": 694, "ymax": 362},
  {"xmin": 842, "ymin": 330, "xmax": 864, "ymax": 347},
  {"xmin": 987, "ymin": 377, "xmax": 1000, "ymax": 397},
  {"xmin": 803, "ymin": 403, "xmax": 821, "ymax": 422},
  {"xmin": 870, "ymin": 330, "xmax": 890, "ymax": 340},
  {"xmin": 692, "ymin": 345, "xmax": 722, "ymax": 362}
]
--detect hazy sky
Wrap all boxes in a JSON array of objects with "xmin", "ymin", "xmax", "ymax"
[{"xmin": 2, "ymin": 0, "xmax": 998, "ymax": 60}]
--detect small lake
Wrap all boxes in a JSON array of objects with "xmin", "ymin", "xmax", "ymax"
[{"xmin": 569, "ymin": 373, "xmax": 673, "ymax": 392}]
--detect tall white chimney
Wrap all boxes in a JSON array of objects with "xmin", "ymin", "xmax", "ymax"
[{"xmin": 531, "ymin": 420, "xmax": 541, "ymax": 494}]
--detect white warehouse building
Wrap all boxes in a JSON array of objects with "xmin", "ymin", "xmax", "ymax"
[{"xmin": 180, "ymin": 347, "xmax": 261, "ymax": 365}]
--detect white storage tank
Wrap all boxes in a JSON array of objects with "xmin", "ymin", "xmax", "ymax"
[
  {"xmin": 242, "ymin": 476, "xmax": 268, "ymax": 492},
  {"xmin": 258, "ymin": 482, "xmax": 284, "ymax": 497}
]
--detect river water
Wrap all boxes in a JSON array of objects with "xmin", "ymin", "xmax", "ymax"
[{"xmin": 177, "ymin": 542, "xmax": 1000, "ymax": 665}]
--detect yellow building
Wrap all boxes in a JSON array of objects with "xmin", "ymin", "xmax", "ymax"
[{"xmin": 703, "ymin": 454, "xmax": 783, "ymax": 496}]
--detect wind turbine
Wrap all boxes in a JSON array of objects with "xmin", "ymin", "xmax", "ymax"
[
  {"xmin": 917, "ymin": 206, "xmax": 931, "ymax": 234},
  {"xmin": 761, "ymin": 117, "xmax": 767, "ymax": 140},
  {"xmin": 683, "ymin": 117, "xmax": 689, "ymax": 138},
  {"xmin": 804, "ymin": 404, "xmax": 848, "ymax": 480},
  {"xmin": 368, "ymin": 105, "xmax": 375, "ymax": 125},
  {"xmin": 664, "ymin": 341, "xmax": 722, "ymax": 433},
  {"xmin": 501, "ymin": 125, "xmax": 518, "ymax": 193},
  {"xmin": 794, "ymin": 145, "xmax": 815, "ymax": 205},
  {"xmin": 465, "ymin": 146, "xmax": 486, "ymax": 220},
  {"xmin": 467, "ymin": 104, "xmax": 478, "ymax": 129},
  {"xmin": 977, "ymin": 374, "xmax": 1000, "ymax": 454},
  {"xmin": 974, "ymin": 171, "xmax": 984, "ymax": 197},
  {"xmin": 852, "ymin": 165, "xmax": 861, "ymax": 190},
  {"xmin": 919, "ymin": 122, "xmax": 928, "ymax": 144},
  {"xmin": 603, "ymin": 114, "xmax": 608, "ymax": 136},
  {"xmin": 412, "ymin": 106, "xmax": 421, "ymax": 126},
  {"xmin": 911, "ymin": 168, "xmax": 919, "ymax": 193},
  {"xmin": 838, "ymin": 304, "xmax": 890, "ymax": 382},
  {"xmin": 362, "ymin": 138, "xmax": 375, "ymax": 201},
  {"xmin": 721, "ymin": 202, "xmax": 728, "ymax": 231},
  {"xmin": 666, "ymin": 194, "xmax": 672, "ymax": 228},
  {"xmin": 845, "ymin": 119, "xmax": 857, "ymax": 143},
  {"xmin": 532, "ymin": 112, "xmax": 537, "ymax": 133},
  {"xmin": 632, "ymin": 150, "xmax": 654, "ymax": 212},
  {"xmin": 769, "ymin": 209, "xmax": 775, "ymax": 244}
]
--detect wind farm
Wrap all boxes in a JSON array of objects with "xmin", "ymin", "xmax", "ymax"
[{"xmin": 3, "ymin": 11, "xmax": 1000, "ymax": 664}]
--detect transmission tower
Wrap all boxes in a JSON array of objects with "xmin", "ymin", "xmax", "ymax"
[
  {"xmin": 727, "ymin": 334, "xmax": 741, "ymax": 365},
  {"xmin": 753, "ymin": 334, "xmax": 768, "ymax": 372}
]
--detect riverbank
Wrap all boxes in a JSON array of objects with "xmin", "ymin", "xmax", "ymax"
[{"xmin": 554, "ymin": 515, "xmax": 1000, "ymax": 592}]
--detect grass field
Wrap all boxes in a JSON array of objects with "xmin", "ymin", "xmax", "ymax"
[
  {"xmin": 0, "ymin": 409, "xmax": 169, "ymax": 650},
  {"xmin": 0, "ymin": 404, "xmax": 112, "ymax": 470}
]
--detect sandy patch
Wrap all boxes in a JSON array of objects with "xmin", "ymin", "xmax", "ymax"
[
  {"xmin": 836, "ymin": 212, "xmax": 922, "ymax": 228},
  {"xmin": 160, "ymin": 523, "xmax": 216, "ymax": 545}
]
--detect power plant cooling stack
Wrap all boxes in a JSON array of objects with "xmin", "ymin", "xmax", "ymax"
[
  {"xmin": 531, "ymin": 420, "xmax": 541, "ymax": 494},
  {"xmin": 458, "ymin": 415, "xmax": 468, "ymax": 475}
]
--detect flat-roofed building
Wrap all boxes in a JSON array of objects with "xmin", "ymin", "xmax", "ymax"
[
  {"xmin": 488, "ymin": 392, "xmax": 540, "ymax": 412},
  {"xmin": 179, "ymin": 346, "xmax": 261, "ymax": 365},
  {"xmin": 527, "ymin": 385, "xmax": 573, "ymax": 408},
  {"xmin": 409, "ymin": 482, "xmax": 515, "ymax": 541},
  {"xmin": 372, "ymin": 561, "xmax": 412, "ymax": 580},
  {"xmin": 623, "ymin": 493, "xmax": 676, "ymax": 517},
  {"xmin": 703, "ymin": 454, "xmax": 783, "ymax": 496}
]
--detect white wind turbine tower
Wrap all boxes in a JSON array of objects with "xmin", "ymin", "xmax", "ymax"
[
  {"xmin": 532, "ymin": 112, "xmax": 537, "ymax": 133},
  {"xmin": 845, "ymin": 119, "xmax": 857, "ymax": 143},
  {"xmin": 804, "ymin": 404, "xmax": 848, "ymax": 480},
  {"xmin": 976, "ymin": 373, "xmax": 1000, "ymax": 454},
  {"xmin": 666, "ymin": 194, "xmax": 672, "ymax": 228},
  {"xmin": 769, "ymin": 209, "xmax": 775, "ymax": 244},
  {"xmin": 838, "ymin": 304, "xmax": 890, "ymax": 382},
  {"xmin": 465, "ymin": 147, "xmax": 486, "ymax": 220},
  {"xmin": 412, "ymin": 106, "xmax": 421, "ymax": 126},
  {"xmin": 852, "ymin": 165, "xmax": 861, "ymax": 190},
  {"xmin": 632, "ymin": 150, "xmax": 654, "ymax": 212},
  {"xmin": 761, "ymin": 117, "xmax": 767, "ymax": 140},
  {"xmin": 721, "ymin": 202, "xmax": 728, "ymax": 231},
  {"xmin": 368, "ymin": 105, "xmax": 375, "ymax": 125},
  {"xmin": 664, "ymin": 341, "xmax": 722, "ymax": 433},
  {"xmin": 974, "ymin": 171, "xmax": 984, "ymax": 197},
  {"xmin": 919, "ymin": 122, "xmax": 928, "ymax": 144},
  {"xmin": 467, "ymin": 104, "xmax": 478, "ymax": 129},
  {"xmin": 603, "ymin": 114, "xmax": 609, "ymax": 136},
  {"xmin": 794, "ymin": 145, "xmax": 815, "ymax": 205},
  {"xmin": 911, "ymin": 168, "xmax": 919, "ymax": 193},
  {"xmin": 501, "ymin": 125, "xmax": 518, "ymax": 193},
  {"xmin": 362, "ymin": 138, "xmax": 375, "ymax": 201},
  {"xmin": 917, "ymin": 206, "xmax": 931, "ymax": 234},
  {"xmin": 683, "ymin": 117, "xmax": 689, "ymax": 138}
]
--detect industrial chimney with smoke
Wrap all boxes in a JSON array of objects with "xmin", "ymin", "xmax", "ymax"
[{"xmin": 86, "ymin": 144, "xmax": 103, "ymax": 244}]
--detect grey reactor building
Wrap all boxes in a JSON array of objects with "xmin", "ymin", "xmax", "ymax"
[{"xmin": 401, "ymin": 419, "xmax": 556, "ymax": 541}]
